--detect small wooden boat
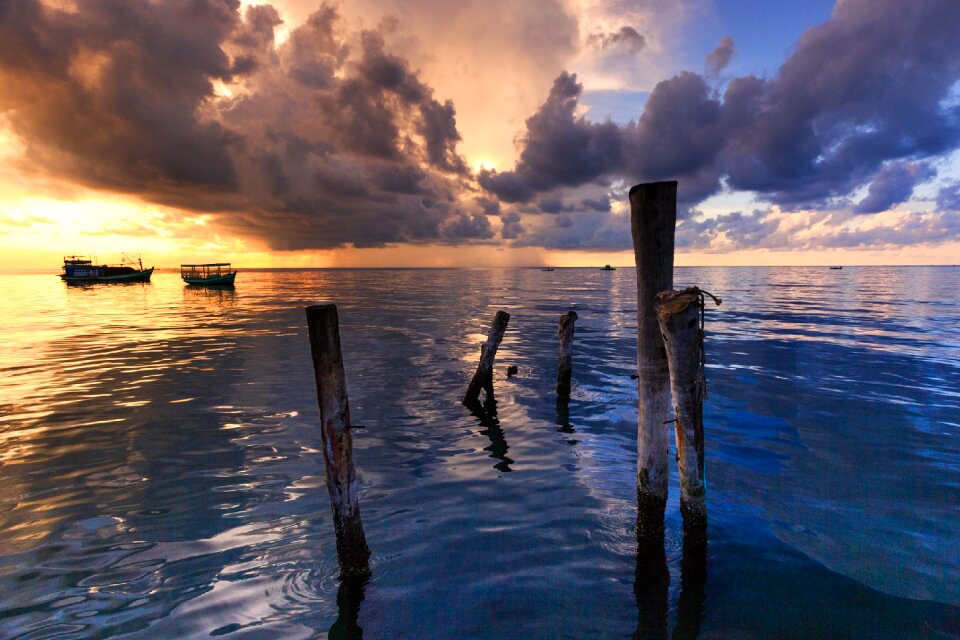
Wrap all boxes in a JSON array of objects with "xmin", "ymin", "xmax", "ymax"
[
  {"xmin": 60, "ymin": 255, "xmax": 153, "ymax": 284},
  {"xmin": 181, "ymin": 263, "xmax": 237, "ymax": 286},
  {"xmin": 600, "ymin": 264, "xmax": 616, "ymax": 271}
]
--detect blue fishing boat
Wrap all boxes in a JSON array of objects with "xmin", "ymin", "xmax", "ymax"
[
  {"xmin": 60, "ymin": 254, "xmax": 153, "ymax": 284},
  {"xmin": 181, "ymin": 263, "xmax": 237, "ymax": 286}
]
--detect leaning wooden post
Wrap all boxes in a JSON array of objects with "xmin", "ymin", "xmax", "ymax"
[
  {"xmin": 655, "ymin": 288, "xmax": 709, "ymax": 541},
  {"xmin": 463, "ymin": 311, "xmax": 510, "ymax": 404},
  {"xmin": 630, "ymin": 180, "xmax": 677, "ymax": 540},
  {"xmin": 306, "ymin": 304, "xmax": 371, "ymax": 578},
  {"xmin": 556, "ymin": 310, "xmax": 578, "ymax": 400}
]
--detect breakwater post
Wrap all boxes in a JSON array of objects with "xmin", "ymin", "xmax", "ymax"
[
  {"xmin": 556, "ymin": 310, "xmax": 578, "ymax": 401},
  {"xmin": 306, "ymin": 304, "xmax": 371, "ymax": 578},
  {"xmin": 463, "ymin": 311, "xmax": 511, "ymax": 405},
  {"xmin": 655, "ymin": 287, "xmax": 717, "ymax": 542},
  {"xmin": 630, "ymin": 180, "xmax": 677, "ymax": 540}
]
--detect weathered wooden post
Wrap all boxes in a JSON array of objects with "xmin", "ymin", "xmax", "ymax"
[
  {"xmin": 630, "ymin": 180, "xmax": 677, "ymax": 540},
  {"xmin": 655, "ymin": 287, "xmax": 715, "ymax": 541},
  {"xmin": 306, "ymin": 304, "xmax": 371, "ymax": 578},
  {"xmin": 463, "ymin": 311, "xmax": 510, "ymax": 404},
  {"xmin": 556, "ymin": 310, "xmax": 577, "ymax": 400}
]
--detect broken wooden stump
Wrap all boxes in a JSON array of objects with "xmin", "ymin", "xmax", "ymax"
[
  {"xmin": 556, "ymin": 310, "xmax": 578, "ymax": 401},
  {"xmin": 463, "ymin": 311, "xmax": 510, "ymax": 404},
  {"xmin": 630, "ymin": 180, "xmax": 677, "ymax": 540},
  {"xmin": 655, "ymin": 287, "xmax": 716, "ymax": 542},
  {"xmin": 305, "ymin": 304, "xmax": 371, "ymax": 578}
]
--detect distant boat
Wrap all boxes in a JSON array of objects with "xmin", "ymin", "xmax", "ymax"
[
  {"xmin": 542, "ymin": 267, "xmax": 555, "ymax": 271},
  {"xmin": 600, "ymin": 264, "xmax": 616, "ymax": 271},
  {"xmin": 829, "ymin": 266, "xmax": 843, "ymax": 270},
  {"xmin": 60, "ymin": 254, "xmax": 153, "ymax": 284},
  {"xmin": 181, "ymin": 262, "xmax": 237, "ymax": 286}
]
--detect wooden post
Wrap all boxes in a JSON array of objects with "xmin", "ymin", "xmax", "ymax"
[
  {"xmin": 556, "ymin": 310, "xmax": 577, "ymax": 400},
  {"xmin": 630, "ymin": 180, "xmax": 677, "ymax": 540},
  {"xmin": 655, "ymin": 288, "xmax": 707, "ymax": 539},
  {"xmin": 463, "ymin": 311, "xmax": 510, "ymax": 404},
  {"xmin": 306, "ymin": 304, "xmax": 371, "ymax": 578}
]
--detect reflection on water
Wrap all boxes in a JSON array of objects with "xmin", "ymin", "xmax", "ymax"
[
  {"xmin": 0, "ymin": 267, "xmax": 958, "ymax": 638},
  {"xmin": 329, "ymin": 576, "xmax": 367, "ymax": 640},
  {"xmin": 466, "ymin": 397, "xmax": 514, "ymax": 472},
  {"xmin": 633, "ymin": 533, "xmax": 707, "ymax": 640}
]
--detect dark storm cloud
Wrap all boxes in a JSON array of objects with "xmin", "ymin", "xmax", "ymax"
[
  {"xmin": 482, "ymin": 0, "xmax": 960, "ymax": 243},
  {"xmin": 440, "ymin": 212, "xmax": 493, "ymax": 240},
  {"xmin": 499, "ymin": 212, "xmax": 523, "ymax": 239},
  {"xmin": 475, "ymin": 197, "xmax": 501, "ymax": 215},
  {"xmin": 580, "ymin": 196, "xmax": 611, "ymax": 212},
  {"xmin": 477, "ymin": 169, "xmax": 535, "ymax": 203},
  {"xmin": 852, "ymin": 162, "xmax": 934, "ymax": 214},
  {"xmin": 538, "ymin": 198, "xmax": 574, "ymax": 213},
  {"xmin": 0, "ymin": 0, "xmax": 471, "ymax": 249},
  {"xmin": 0, "ymin": 0, "xmax": 241, "ymax": 191},
  {"xmin": 705, "ymin": 36, "xmax": 735, "ymax": 75},
  {"xmin": 479, "ymin": 72, "xmax": 622, "ymax": 202},
  {"xmin": 587, "ymin": 26, "xmax": 646, "ymax": 55}
]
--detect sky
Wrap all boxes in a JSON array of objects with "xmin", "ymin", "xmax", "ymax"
[{"xmin": 1, "ymin": 0, "xmax": 959, "ymax": 268}]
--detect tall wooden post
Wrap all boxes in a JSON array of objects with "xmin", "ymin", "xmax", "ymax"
[
  {"xmin": 556, "ymin": 310, "xmax": 577, "ymax": 401},
  {"xmin": 630, "ymin": 180, "xmax": 677, "ymax": 540},
  {"xmin": 463, "ymin": 311, "xmax": 510, "ymax": 404},
  {"xmin": 655, "ymin": 288, "xmax": 707, "ymax": 540},
  {"xmin": 306, "ymin": 304, "xmax": 371, "ymax": 578}
]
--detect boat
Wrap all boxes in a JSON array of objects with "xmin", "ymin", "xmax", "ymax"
[
  {"xmin": 181, "ymin": 263, "xmax": 237, "ymax": 286},
  {"xmin": 60, "ymin": 254, "xmax": 153, "ymax": 284},
  {"xmin": 600, "ymin": 264, "xmax": 616, "ymax": 271},
  {"xmin": 541, "ymin": 267, "xmax": 555, "ymax": 271},
  {"xmin": 829, "ymin": 266, "xmax": 843, "ymax": 270}
]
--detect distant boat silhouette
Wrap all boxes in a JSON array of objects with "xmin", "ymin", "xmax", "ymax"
[
  {"xmin": 600, "ymin": 264, "xmax": 616, "ymax": 271},
  {"xmin": 60, "ymin": 254, "xmax": 153, "ymax": 284},
  {"xmin": 542, "ymin": 267, "xmax": 555, "ymax": 271},
  {"xmin": 829, "ymin": 266, "xmax": 843, "ymax": 270},
  {"xmin": 181, "ymin": 262, "xmax": 237, "ymax": 286}
]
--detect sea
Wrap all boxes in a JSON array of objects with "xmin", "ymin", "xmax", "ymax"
[{"xmin": 0, "ymin": 266, "xmax": 958, "ymax": 639}]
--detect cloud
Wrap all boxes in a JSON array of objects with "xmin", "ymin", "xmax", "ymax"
[
  {"xmin": 0, "ymin": 1, "xmax": 477, "ymax": 250},
  {"xmin": 0, "ymin": 0, "xmax": 241, "ymax": 192},
  {"xmin": 2, "ymin": 0, "xmax": 960, "ymax": 256},
  {"xmin": 478, "ymin": 73, "xmax": 623, "ymax": 201},
  {"xmin": 580, "ymin": 195, "xmax": 611, "ymax": 211},
  {"xmin": 676, "ymin": 206, "xmax": 960, "ymax": 251},
  {"xmin": 482, "ymin": 0, "xmax": 960, "ymax": 223},
  {"xmin": 936, "ymin": 182, "xmax": 960, "ymax": 212},
  {"xmin": 705, "ymin": 36, "xmax": 735, "ymax": 75},
  {"xmin": 499, "ymin": 211, "xmax": 524, "ymax": 239},
  {"xmin": 586, "ymin": 26, "xmax": 646, "ymax": 54},
  {"xmin": 852, "ymin": 162, "xmax": 935, "ymax": 214},
  {"xmin": 440, "ymin": 212, "xmax": 494, "ymax": 240}
]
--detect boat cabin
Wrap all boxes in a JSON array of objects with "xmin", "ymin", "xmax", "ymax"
[{"xmin": 62, "ymin": 256, "xmax": 101, "ymax": 278}]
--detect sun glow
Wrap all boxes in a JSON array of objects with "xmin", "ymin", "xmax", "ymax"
[{"xmin": 471, "ymin": 158, "xmax": 499, "ymax": 172}]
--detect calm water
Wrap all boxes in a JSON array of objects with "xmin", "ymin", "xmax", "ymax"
[{"xmin": 0, "ymin": 267, "xmax": 958, "ymax": 639}]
